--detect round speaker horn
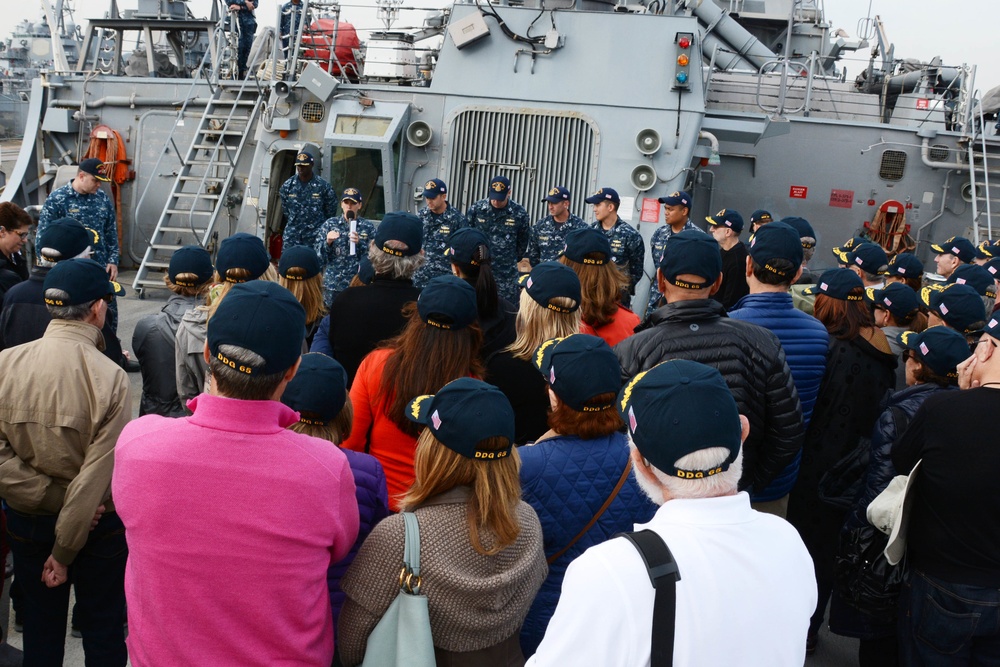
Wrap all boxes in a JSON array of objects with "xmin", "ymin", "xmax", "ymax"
[
  {"xmin": 635, "ymin": 128, "xmax": 661, "ymax": 155},
  {"xmin": 630, "ymin": 164, "xmax": 657, "ymax": 192},
  {"xmin": 274, "ymin": 81, "xmax": 290, "ymax": 99},
  {"xmin": 406, "ymin": 121, "xmax": 433, "ymax": 147}
]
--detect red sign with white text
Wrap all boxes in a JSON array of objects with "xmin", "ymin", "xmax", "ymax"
[
  {"xmin": 916, "ymin": 98, "xmax": 930, "ymax": 109},
  {"xmin": 789, "ymin": 186, "xmax": 808, "ymax": 199},
  {"xmin": 640, "ymin": 198, "xmax": 661, "ymax": 223},
  {"xmin": 829, "ymin": 189, "xmax": 854, "ymax": 208}
]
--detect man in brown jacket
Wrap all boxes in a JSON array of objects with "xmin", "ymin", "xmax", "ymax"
[{"xmin": 0, "ymin": 258, "xmax": 130, "ymax": 666}]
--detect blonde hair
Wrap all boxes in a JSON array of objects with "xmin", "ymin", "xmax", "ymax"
[
  {"xmin": 279, "ymin": 271, "xmax": 327, "ymax": 326},
  {"xmin": 287, "ymin": 395, "xmax": 355, "ymax": 444},
  {"xmin": 206, "ymin": 265, "xmax": 277, "ymax": 321},
  {"xmin": 401, "ymin": 432, "xmax": 522, "ymax": 555},
  {"xmin": 506, "ymin": 289, "xmax": 581, "ymax": 360},
  {"xmin": 559, "ymin": 255, "xmax": 629, "ymax": 328}
]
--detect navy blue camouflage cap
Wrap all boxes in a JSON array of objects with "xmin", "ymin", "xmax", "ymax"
[
  {"xmin": 561, "ymin": 227, "xmax": 611, "ymax": 265},
  {"xmin": 418, "ymin": 275, "xmax": 478, "ymax": 330},
  {"xmin": 488, "ymin": 175, "xmax": 511, "ymax": 201},
  {"xmin": 976, "ymin": 239, "xmax": 1000, "ymax": 259},
  {"xmin": 37, "ymin": 217, "xmax": 91, "ymax": 260},
  {"xmin": 897, "ymin": 327, "xmax": 970, "ymax": 378},
  {"xmin": 216, "ymin": 233, "xmax": 270, "ymax": 283},
  {"xmin": 79, "ymin": 157, "xmax": 111, "ymax": 182},
  {"xmin": 831, "ymin": 236, "xmax": 867, "ymax": 264},
  {"xmin": 865, "ymin": 283, "xmax": 921, "ymax": 321},
  {"xmin": 445, "ymin": 227, "xmax": 490, "ymax": 266},
  {"xmin": 585, "ymin": 187, "xmax": 620, "ymax": 206},
  {"xmin": 885, "ymin": 253, "xmax": 924, "ymax": 278},
  {"xmin": 341, "ymin": 187, "xmax": 363, "ymax": 203},
  {"xmin": 659, "ymin": 229, "xmax": 722, "ymax": 289},
  {"xmin": 803, "ymin": 268, "xmax": 865, "ymax": 300},
  {"xmin": 746, "ymin": 221, "xmax": 803, "ymax": 275},
  {"xmin": 375, "ymin": 211, "xmax": 423, "ymax": 256},
  {"xmin": 278, "ymin": 245, "xmax": 321, "ymax": 281},
  {"xmin": 846, "ymin": 242, "xmax": 889, "ymax": 274},
  {"xmin": 542, "ymin": 186, "xmax": 570, "ymax": 204},
  {"xmin": 422, "ymin": 178, "xmax": 447, "ymax": 199},
  {"xmin": 931, "ymin": 236, "xmax": 976, "ymax": 263},
  {"xmin": 43, "ymin": 258, "xmax": 125, "ymax": 306},
  {"xmin": 920, "ymin": 283, "xmax": 986, "ymax": 334},
  {"xmin": 618, "ymin": 359, "xmax": 741, "ymax": 478},
  {"xmin": 169, "ymin": 246, "xmax": 214, "ymax": 287},
  {"xmin": 533, "ymin": 334, "xmax": 620, "ymax": 412},
  {"xmin": 705, "ymin": 208, "xmax": 744, "ymax": 233},
  {"xmin": 294, "ymin": 151, "xmax": 314, "ymax": 166},
  {"xmin": 947, "ymin": 263, "xmax": 998, "ymax": 299},
  {"xmin": 407, "ymin": 378, "xmax": 515, "ymax": 460},
  {"xmin": 749, "ymin": 209, "xmax": 773, "ymax": 226},
  {"xmin": 658, "ymin": 191, "xmax": 691, "ymax": 207},
  {"xmin": 519, "ymin": 261, "xmax": 581, "ymax": 313},
  {"xmin": 780, "ymin": 216, "xmax": 816, "ymax": 248},
  {"xmin": 208, "ymin": 281, "xmax": 306, "ymax": 375},
  {"xmin": 280, "ymin": 353, "xmax": 349, "ymax": 425}
]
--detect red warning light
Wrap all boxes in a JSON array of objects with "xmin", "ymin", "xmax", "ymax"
[{"xmin": 678, "ymin": 36, "xmax": 691, "ymax": 49}]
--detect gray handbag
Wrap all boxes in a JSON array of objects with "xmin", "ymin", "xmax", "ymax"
[{"xmin": 361, "ymin": 512, "xmax": 436, "ymax": 667}]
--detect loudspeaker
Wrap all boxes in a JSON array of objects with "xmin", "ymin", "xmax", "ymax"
[
  {"xmin": 274, "ymin": 81, "xmax": 290, "ymax": 99},
  {"xmin": 630, "ymin": 164, "xmax": 657, "ymax": 191},
  {"xmin": 635, "ymin": 129, "xmax": 661, "ymax": 155},
  {"xmin": 406, "ymin": 121, "xmax": 433, "ymax": 147}
]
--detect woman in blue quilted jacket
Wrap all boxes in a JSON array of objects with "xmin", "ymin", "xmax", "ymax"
[{"xmin": 517, "ymin": 334, "xmax": 658, "ymax": 657}]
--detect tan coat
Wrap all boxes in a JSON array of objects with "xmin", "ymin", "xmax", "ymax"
[{"xmin": 0, "ymin": 319, "xmax": 131, "ymax": 564}]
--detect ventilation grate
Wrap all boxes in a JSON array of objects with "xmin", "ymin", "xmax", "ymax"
[
  {"xmin": 928, "ymin": 144, "xmax": 950, "ymax": 162},
  {"xmin": 879, "ymin": 150, "xmax": 907, "ymax": 181},
  {"xmin": 301, "ymin": 102, "xmax": 325, "ymax": 123}
]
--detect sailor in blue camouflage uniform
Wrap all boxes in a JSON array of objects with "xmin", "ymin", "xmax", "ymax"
[
  {"xmin": 38, "ymin": 158, "xmax": 120, "ymax": 281},
  {"xmin": 413, "ymin": 178, "xmax": 467, "ymax": 288},
  {"xmin": 585, "ymin": 187, "xmax": 644, "ymax": 308},
  {"xmin": 466, "ymin": 175, "xmax": 530, "ymax": 302},
  {"xmin": 646, "ymin": 190, "xmax": 705, "ymax": 316},
  {"xmin": 227, "ymin": 0, "xmax": 257, "ymax": 78},
  {"xmin": 279, "ymin": 151, "xmax": 338, "ymax": 252},
  {"xmin": 279, "ymin": 0, "xmax": 309, "ymax": 57},
  {"xmin": 316, "ymin": 187, "xmax": 376, "ymax": 306},
  {"xmin": 525, "ymin": 186, "xmax": 586, "ymax": 267}
]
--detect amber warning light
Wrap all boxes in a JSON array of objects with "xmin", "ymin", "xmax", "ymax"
[{"xmin": 673, "ymin": 32, "xmax": 694, "ymax": 90}]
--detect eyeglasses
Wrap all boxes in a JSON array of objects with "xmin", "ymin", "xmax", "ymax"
[
  {"xmin": 974, "ymin": 336, "xmax": 998, "ymax": 351},
  {"xmin": 1, "ymin": 228, "xmax": 29, "ymax": 240}
]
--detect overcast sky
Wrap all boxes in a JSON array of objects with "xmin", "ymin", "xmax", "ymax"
[{"xmin": 3, "ymin": 0, "xmax": 998, "ymax": 93}]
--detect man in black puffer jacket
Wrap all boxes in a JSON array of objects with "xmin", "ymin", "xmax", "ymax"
[{"xmin": 615, "ymin": 230, "xmax": 804, "ymax": 495}]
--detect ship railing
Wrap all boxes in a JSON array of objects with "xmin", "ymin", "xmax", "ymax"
[{"xmin": 267, "ymin": 0, "xmax": 361, "ymax": 85}]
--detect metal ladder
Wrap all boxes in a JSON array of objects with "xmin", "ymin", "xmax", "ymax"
[
  {"xmin": 967, "ymin": 96, "xmax": 999, "ymax": 242},
  {"xmin": 133, "ymin": 79, "xmax": 263, "ymax": 294}
]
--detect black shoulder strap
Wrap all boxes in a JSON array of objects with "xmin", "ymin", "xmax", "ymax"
[{"xmin": 618, "ymin": 530, "xmax": 681, "ymax": 667}]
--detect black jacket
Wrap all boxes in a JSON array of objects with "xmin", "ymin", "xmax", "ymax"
[
  {"xmin": 614, "ymin": 298, "xmax": 804, "ymax": 493},
  {"xmin": 484, "ymin": 351, "xmax": 549, "ymax": 445},
  {"xmin": 132, "ymin": 293, "xmax": 200, "ymax": 417},
  {"xmin": 0, "ymin": 251, "xmax": 29, "ymax": 297},
  {"xmin": 327, "ymin": 276, "xmax": 421, "ymax": 386}
]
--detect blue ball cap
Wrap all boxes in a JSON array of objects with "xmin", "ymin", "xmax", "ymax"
[
  {"xmin": 278, "ymin": 245, "xmax": 321, "ymax": 281},
  {"xmin": 920, "ymin": 283, "xmax": 986, "ymax": 334},
  {"xmin": 422, "ymin": 178, "xmax": 447, "ymax": 199},
  {"xmin": 976, "ymin": 239, "xmax": 1000, "ymax": 259},
  {"xmin": 375, "ymin": 211, "xmax": 423, "ymax": 256},
  {"xmin": 947, "ymin": 263, "xmax": 998, "ymax": 299},
  {"xmin": 705, "ymin": 208, "xmax": 744, "ymax": 233},
  {"xmin": 657, "ymin": 191, "xmax": 692, "ymax": 207},
  {"xmin": 294, "ymin": 151, "xmax": 314, "ymax": 166},
  {"xmin": 487, "ymin": 175, "xmax": 511, "ymax": 201},
  {"xmin": 659, "ymin": 229, "xmax": 722, "ymax": 289},
  {"xmin": 280, "ymin": 353, "xmax": 348, "ymax": 424},
  {"xmin": 618, "ymin": 359, "xmax": 741, "ymax": 478},
  {"xmin": 43, "ymin": 258, "xmax": 125, "ymax": 306},
  {"xmin": 407, "ymin": 378, "xmax": 516, "ymax": 460},
  {"xmin": 749, "ymin": 209, "xmax": 773, "ymax": 225},
  {"xmin": 417, "ymin": 275, "xmax": 478, "ymax": 330},
  {"xmin": 519, "ymin": 261, "xmax": 581, "ymax": 313},
  {"xmin": 931, "ymin": 236, "xmax": 976, "ymax": 263},
  {"xmin": 897, "ymin": 327, "xmax": 970, "ymax": 378},
  {"xmin": 341, "ymin": 187, "xmax": 363, "ymax": 203},
  {"xmin": 216, "ymin": 233, "xmax": 270, "ymax": 283},
  {"xmin": 585, "ymin": 187, "xmax": 620, "ymax": 206},
  {"xmin": 169, "ymin": 246, "xmax": 214, "ymax": 287},
  {"xmin": 561, "ymin": 227, "xmax": 611, "ymax": 265},
  {"xmin": 357, "ymin": 255, "xmax": 375, "ymax": 285},
  {"xmin": 533, "ymin": 334, "xmax": 621, "ymax": 412},
  {"xmin": 747, "ymin": 221, "xmax": 803, "ymax": 276},
  {"xmin": 541, "ymin": 186, "xmax": 571, "ymax": 204},
  {"xmin": 780, "ymin": 216, "xmax": 815, "ymax": 248},
  {"xmin": 208, "ymin": 281, "xmax": 306, "ymax": 375},
  {"xmin": 983, "ymin": 312, "xmax": 1000, "ymax": 339},
  {"xmin": 803, "ymin": 268, "xmax": 865, "ymax": 300},
  {"xmin": 983, "ymin": 256, "xmax": 1000, "ymax": 280},
  {"xmin": 37, "ymin": 217, "xmax": 91, "ymax": 260},
  {"xmin": 831, "ymin": 236, "xmax": 868, "ymax": 264},
  {"xmin": 79, "ymin": 157, "xmax": 111, "ymax": 182},
  {"xmin": 865, "ymin": 283, "xmax": 921, "ymax": 321},
  {"xmin": 445, "ymin": 227, "xmax": 490, "ymax": 266},
  {"xmin": 885, "ymin": 252, "xmax": 924, "ymax": 278},
  {"xmin": 846, "ymin": 242, "xmax": 889, "ymax": 274}
]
